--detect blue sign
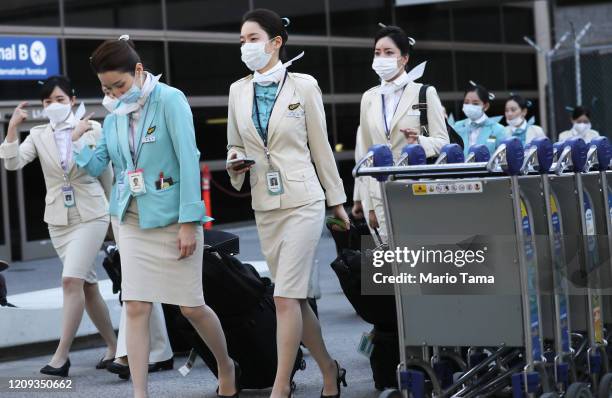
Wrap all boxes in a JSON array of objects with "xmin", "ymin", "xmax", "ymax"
[{"xmin": 0, "ymin": 36, "xmax": 60, "ymax": 80}]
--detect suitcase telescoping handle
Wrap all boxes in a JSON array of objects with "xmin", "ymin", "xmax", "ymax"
[{"xmin": 352, "ymin": 137, "xmax": 525, "ymax": 181}]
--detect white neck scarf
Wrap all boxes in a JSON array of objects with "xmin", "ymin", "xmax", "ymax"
[{"xmin": 113, "ymin": 72, "xmax": 162, "ymax": 116}]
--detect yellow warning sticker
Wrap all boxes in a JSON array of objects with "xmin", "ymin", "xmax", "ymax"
[{"xmin": 412, "ymin": 184, "xmax": 427, "ymax": 195}]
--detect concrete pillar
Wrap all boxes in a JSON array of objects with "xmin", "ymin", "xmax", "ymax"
[{"xmin": 534, "ymin": 0, "xmax": 552, "ymax": 133}]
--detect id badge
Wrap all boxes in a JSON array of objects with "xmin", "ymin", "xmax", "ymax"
[
  {"xmin": 62, "ymin": 185, "xmax": 76, "ymax": 208},
  {"xmin": 127, "ymin": 169, "xmax": 146, "ymax": 196},
  {"xmin": 357, "ymin": 332, "xmax": 374, "ymax": 358},
  {"xmin": 266, "ymin": 169, "xmax": 283, "ymax": 195}
]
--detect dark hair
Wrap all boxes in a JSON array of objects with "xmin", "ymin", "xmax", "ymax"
[
  {"xmin": 465, "ymin": 82, "xmax": 493, "ymax": 104},
  {"xmin": 374, "ymin": 25, "xmax": 414, "ymax": 56},
  {"xmin": 90, "ymin": 37, "xmax": 141, "ymax": 74},
  {"xmin": 506, "ymin": 94, "xmax": 532, "ymax": 111},
  {"xmin": 39, "ymin": 75, "xmax": 74, "ymax": 102},
  {"xmin": 572, "ymin": 106, "xmax": 591, "ymax": 120},
  {"xmin": 242, "ymin": 9, "xmax": 289, "ymax": 60}
]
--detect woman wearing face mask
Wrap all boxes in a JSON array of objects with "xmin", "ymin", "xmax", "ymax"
[
  {"xmin": 558, "ymin": 106, "xmax": 600, "ymax": 143},
  {"xmin": 355, "ymin": 25, "xmax": 449, "ymax": 242},
  {"xmin": 0, "ymin": 76, "xmax": 117, "ymax": 376},
  {"xmin": 99, "ymin": 90, "xmax": 175, "ymax": 381},
  {"xmin": 453, "ymin": 82, "xmax": 508, "ymax": 157},
  {"xmin": 504, "ymin": 94, "xmax": 545, "ymax": 145},
  {"xmin": 73, "ymin": 36, "xmax": 238, "ymax": 398},
  {"xmin": 227, "ymin": 9, "xmax": 349, "ymax": 398}
]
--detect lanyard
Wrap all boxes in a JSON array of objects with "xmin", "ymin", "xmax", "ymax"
[
  {"xmin": 128, "ymin": 99, "xmax": 151, "ymax": 168},
  {"xmin": 380, "ymin": 86, "xmax": 407, "ymax": 144},
  {"xmin": 253, "ymin": 70, "xmax": 288, "ymax": 160}
]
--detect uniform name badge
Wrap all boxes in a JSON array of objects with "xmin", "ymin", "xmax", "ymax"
[
  {"xmin": 127, "ymin": 169, "xmax": 146, "ymax": 196},
  {"xmin": 266, "ymin": 168, "xmax": 283, "ymax": 196},
  {"xmin": 62, "ymin": 185, "xmax": 76, "ymax": 208}
]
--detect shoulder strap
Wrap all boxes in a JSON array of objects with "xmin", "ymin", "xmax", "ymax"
[{"xmin": 418, "ymin": 84, "xmax": 430, "ymax": 137}]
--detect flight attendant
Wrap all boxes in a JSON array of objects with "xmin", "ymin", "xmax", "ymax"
[
  {"xmin": 73, "ymin": 36, "xmax": 238, "ymax": 398},
  {"xmin": 226, "ymin": 9, "xmax": 349, "ymax": 398},
  {"xmin": 99, "ymin": 93, "xmax": 174, "ymax": 380},
  {"xmin": 453, "ymin": 82, "xmax": 508, "ymax": 157},
  {"xmin": 558, "ymin": 106, "xmax": 600, "ymax": 143},
  {"xmin": 0, "ymin": 76, "xmax": 117, "ymax": 376},
  {"xmin": 356, "ymin": 25, "xmax": 449, "ymax": 242},
  {"xmin": 504, "ymin": 94, "xmax": 545, "ymax": 145}
]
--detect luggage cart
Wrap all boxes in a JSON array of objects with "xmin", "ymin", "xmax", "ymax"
[{"xmin": 354, "ymin": 138, "xmax": 553, "ymax": 397}]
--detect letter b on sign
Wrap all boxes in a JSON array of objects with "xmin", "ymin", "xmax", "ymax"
[{"xmin": 18, "ymin": 44, "xmax": 28, "ymax": 60}]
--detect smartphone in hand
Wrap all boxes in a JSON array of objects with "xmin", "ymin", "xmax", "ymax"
[{"xmin": 227, "ymin": 158, "xmax": 256, "ymax": 171}]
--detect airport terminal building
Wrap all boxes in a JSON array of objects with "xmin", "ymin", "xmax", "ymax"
[{"xmin": 0, "ymin": 0, "xmax": 598, "ymax": 261}]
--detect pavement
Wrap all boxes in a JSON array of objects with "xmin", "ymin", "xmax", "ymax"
[{"xmin": 0, "ymin": 224, "xmax": 384, "ymax": 398}]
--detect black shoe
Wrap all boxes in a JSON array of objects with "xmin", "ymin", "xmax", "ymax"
[
  {"xmin": 320, "ymin": 360, "xmax": 347, "ymax": 398},
  {"xmin": 106, "ymin": 361, "xmax": 130, "ymax": 380},
  {"xmin": 40, "ymin": 358, "xmax": 70, "ymax": 377},
  {"xmin": 96, "ymin": 357, "xmax": 114, "ymax": 370},
  {"xmin": 217, "ymin": 360, "xmax": 241, "ymax": 398},
  {"xmin": 148, "ymin": 357, "xmax": 174, "ymax": 373}
]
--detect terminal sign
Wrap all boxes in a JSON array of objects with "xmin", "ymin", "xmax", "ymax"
[{"xmin": 0, "ymin": 36, "xmax": 59, "ymax": 80}]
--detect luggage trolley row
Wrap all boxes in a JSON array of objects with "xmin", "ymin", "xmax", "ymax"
[{"xmin": 353, "ymin": 136, "xmax": 612, "ymax": 398}]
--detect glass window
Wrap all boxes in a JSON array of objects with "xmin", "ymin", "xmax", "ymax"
[
  {"xmin": 166, "ymin": 0, "xmax": 249, "ymax": 32},
  {"xmin": 452, "ymin": 5, "xmax": 502, "ymax": 43},
  {"xmin": 337, "ymin": 159, "xmax": 357, "ymax": 204},
  {"xmin": 409, "ymin": 50, "xmax": 454, "ymax": 92},
  {"xmin": 332, "ymin": 47, "xmax": 379, "ymax": 94},
  {"xmin": 330, "ymin": 0, "xmax": 392, "ymax": 37},
  {"xmin": 18, "ymin": 133, "xmax": 48, "ymax": 241},
  {"xmin": 506, "ymin": 53, "xmax": 537, "ymax": 91},
  {"xmin": 65, "ymin": 40, "xmax": 165, "ymax": 99},
  {"xmin": 253, "ymin": 0, "xmax": 327, "ymax": 36},
  {"xmin": 209, "ymin": 170, "xmax": 254, "ymax": 223},
  {"xmin": 334, "ymin": 103, "xmax": 360, "ymax": 151},
  {"xmin": 395, "ymin": 3, "xmax": 451, "ymax": 41},
  {"xmin": 502, "ymin": 5, "xmax": 534, "ymax": 44},
  {"xmin": 170, "ymin": 42, "xmax": 246, "ymax": 96},
  {"xmin": 286, "ymin": 45, "xmax": 330, "ymax": 93},
  {"xmin": 64, "ymin": 0, "xmax": 162, "ymax": 29},
  {"xmin": 191, "ymin": 107, "xmax": 231, "ymax": 161},
  {"xmin": 0, "ymin": 0, "xmax": 60, "ymax": 26},
  {"xmin": 455, "ymin": 51, "xmax": 505, "ymax": 92}
]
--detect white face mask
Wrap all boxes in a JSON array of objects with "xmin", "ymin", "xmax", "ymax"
[
  {"xmin": 43, "ymin": 102, "xmax": 72, "ymax": 127},
  {"xmin": 573, "ymin": 122, "xmax": 591, "ymax": 135},
  {"xmin": 507, "ymin": 116, "xmax": 524, "ymax": 128},
  {"xmin": 241, "ymin": 39, "xmax": 273, "ymax": 72},
  {"xmin": 372, "ymin": 57, "xmax": 401, "ymax": 81},
  {"xmin": 463, "ymin": 104, "xmax": 484, "ymax": 121},
  {"xmin": 102, "ymin": 95, "xmax": 119, "ymax": 113}
]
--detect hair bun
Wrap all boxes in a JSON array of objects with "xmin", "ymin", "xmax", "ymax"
[
  {"xmin": 281, "ymin": 17, "xmax": 290, "ymax": 28},
  {"xmin": 118, "ymin": 34, "xmax": 130, "ymax": 41}
]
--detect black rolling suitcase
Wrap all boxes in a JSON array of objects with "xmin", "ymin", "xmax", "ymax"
[{"xmin": 165, "ymin": 230, "xmax": 306, "ymax": 390}]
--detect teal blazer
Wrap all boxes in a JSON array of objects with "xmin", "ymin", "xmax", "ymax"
[
  {"xmin": 75, "ymin": 83, "xmax": 211, "ymax": 229},
  {"xmin": 453, "ymin": 117, "xmax": 509, "ymax": 157}
]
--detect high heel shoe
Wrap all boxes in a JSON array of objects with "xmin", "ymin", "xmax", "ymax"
[
  {"xmin": 217, "ymin": 359, "xmax": 241, "ymax": 398},
  {"xmin": 320, "ymin": 360, "xmax": 347, "ymax": 398},
  {"xmin": 40, "ymin": 358, "xmax": 70, "ymax": 377}
]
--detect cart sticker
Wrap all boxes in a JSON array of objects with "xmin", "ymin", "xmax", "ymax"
[
  {"xmin": 550, "ymin": 194, "xmax": 571, "ymax": 353},
  {"xmin": 583, "ymin": 191, "xmax": 604, "ymax": 344},
  {"xmin": 521, "ymin": 198, "xmax": 544, "ymax": 361},
  {"xmin": 412, "ymin": 180, "xmax": 483, "ymax": 195}
]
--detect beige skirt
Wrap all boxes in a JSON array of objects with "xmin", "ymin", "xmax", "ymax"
[
  {"xmin": 118, "ymin": 200, "xmax": 205, "ymax": 307},
  {"xmin": 254, "ymin": 200, "xmax": 325, "ymax": 299},
  {"xmin": 48, "ymin": 207, "xmax": 109, "ymax": 284}
]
